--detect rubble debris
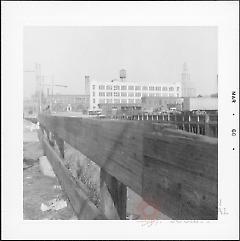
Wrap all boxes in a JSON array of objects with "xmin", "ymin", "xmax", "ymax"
[
  {"xmin": 53, "ymin": 185, "xmax": 62, "ymax": 190},
  {"xmin": 40, "ymin": 198, "xmax": 67, "ymax": 212}
]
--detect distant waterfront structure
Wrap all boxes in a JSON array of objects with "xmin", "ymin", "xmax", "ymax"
[
  {"xmin": 181, "ymin": 62, "xmax": 196, "ymax": 97},
  {"xmin": 86, "ymin": 70, "xmax": 182, "ymax": 110}
]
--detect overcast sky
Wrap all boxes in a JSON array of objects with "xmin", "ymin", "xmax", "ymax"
[{"xmin": 23, "ymin": 26, "xmax": 217, "ymax": 98}]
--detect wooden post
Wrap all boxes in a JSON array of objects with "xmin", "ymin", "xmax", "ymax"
[
  {"xmin": 100, "ymin": 168, "xmax": 127, "ymax": 220},
  {"xmin": 188, "ymin": 115, "xmax": 191, "ymax": 133},
  {"xmin": 197, "ymin": 115, "xmax": 200, "ymax": 134},
  {"xmin": 55, "ymin": 135, "xmax": 65, "ymax": 159},
  {"xmin": 205, "ymin": 114, "xmax": 211, "ymax": 137}
]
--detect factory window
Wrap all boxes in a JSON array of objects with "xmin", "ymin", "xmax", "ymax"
[
  {"xmin": 162, "ymin": 93, "xmax": 168, "ymax": 97},
  {"xmin": 162, "ymin": 87, "xmax": 168, "ymax": 91},
  {"xmin": 142, "ymin": 93, "xmax": 148, "ymax": 97},
  {"xmin": 121, "ymin": 92, "xmax": 127, "ymax": 97},
  {"xmin": 169, "ymin": 93, "xmax": 175, "ymax": 97},
  {"xmin": 149, "ymin": 93, "xmax": 155, "ymax": 97},
  {"xmin": 177, "ymin": 87, "xmax": 180, "ymax": 91},
  {"xmin": 128, "ymin": 92, "xmax": 134, "ymax": 97},
  {"xmin": 99, "ymin": 85, "xmax": 105, "ymax": 90},
  {"xmin": 106, "ymin": 92, "xmax": 112, "ymax": 97},
  {"xmin": 128, "ymin": 85, "xmax": 134, "ymax": 90},
  {"xmin": 99, "ymin": 92, "xmax": 105, "ymax": 97},
  {"xmin": 142, "ymin": 86, "xmax": 148, "ymax": 91},
  {"xmin": 121, "ymin": 99, "xmax": 127, "ymax": 104},
  {"xmin": 156, "ymin": 93, "xmax": 161, "ymax": 97},
  {"xmin": 107, "ymin": 99, "xmax": 112, "ymax": 103},
  {"xmin": 93, "ymin": 99, "xmax": 95, "ymax": 103},
  {"xmin": 135, "ymin": 92, "xmax": 141, "ymax": 97},
  {"xmin": 114, "ymin": 99, "xmax": 120, "ymax": 103},
  {"xmin": 169, "ymin": 87, "xmax": 174, "ymax": 91},
  {"xmin": 114, "ymin": 92, "xmax": 120, "ymax": 97},
  {"xmin": 135, "ymin": 99, "xmax": 141, "ymax": 103},
  {"xmin": 99, "ymin": 99, "xmax": 105, "ymax": 104},
  {"xmin": 128, "ymin": 99, "xmax": 134, "ymax": 103},
  {"xmin": 114, "ymin": 85, "xmax": 120, "ymax": 90},
  {"xmin": 121, "ymin": 85, "xmax": 127, "ymax": 90},
  {"xmin": 177, "ymin": 93, "xmax": 179, "ymax": 97},
  {"xmin": 106, "ymin": 85, "xmax": 112, "ymax": 90},
  {"xmin": 92, "ymin": 92, "xmax": 95, "ymax": 97},
  {"xmin": 92, "ymin": 85, "xmax": 95, "ymax": 90},
  {"xmin": 149, "ymin": 86, "xmax": 154, "ymax": 91},
  {"xmin": 135, "ymin": 86, "xmax": 141, "ymax": 90},
  {"xmin": 155, "ymin": 86, "xmax": 161, "ymax": 91}
]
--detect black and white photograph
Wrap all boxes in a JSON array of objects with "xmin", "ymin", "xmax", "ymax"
[
  {"xmin": 2, "ymin": 2, "xmax": 239, "ymax": 240},
  {"xmin": 22, "ymin": 26, "xmax": 218, "ymax": 221}
]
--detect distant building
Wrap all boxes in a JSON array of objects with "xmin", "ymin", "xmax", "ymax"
[
  {"xmin": 99, "ymin": 102, "xmax": 142, "ymax": 117},
  {"xmin": 48, "ymin": 94, "xmax": 89, "ymax": 112},
  {"xmin": 141, "ymin": 96, "xmax": 184, "ymax": 113},
  {"xmin": 183, "ymin": 97, "xmax": 218, "ymax": 112},
  {"xmin": 181, "ymin": 63, "xmax": 196, "ymax": 97},
  {"xmin": 86, "ymin": 69, "xmax": 182, "ymax": 110}
]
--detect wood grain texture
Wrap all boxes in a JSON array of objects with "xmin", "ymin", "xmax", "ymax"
[
  {"xmin": 39, "ymin": 114, "xmax": 218, "ymax": 219},
  {"xmin": 100, "ymin": 168, "xmax": 127, "ymax": 220},
  {"xmin": 41, "ymin": 135, "xmax": 106, "ymax": 220}
]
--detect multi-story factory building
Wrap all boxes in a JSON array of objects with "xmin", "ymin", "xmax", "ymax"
[{"xmin": 87, "ymin": 70, "xmax": 182, "ymax": 110}]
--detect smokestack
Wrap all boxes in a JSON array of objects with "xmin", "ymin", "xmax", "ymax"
[{"xmin": 85, "ymin": 75, "xmax": 90, "ymax": 95}]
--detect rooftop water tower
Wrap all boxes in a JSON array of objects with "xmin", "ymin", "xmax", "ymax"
[{"xmin": 120, "ymin": 69, "xmax": 126, "ymax": 82}]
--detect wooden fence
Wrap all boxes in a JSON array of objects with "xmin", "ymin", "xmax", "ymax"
[
  {"xmin": 37, "ymin": 113, "xmax": 218, "ymax": 220},
  {"xmin": 114, "ymin": 113, "xmax": 218, "ymax": 138}
]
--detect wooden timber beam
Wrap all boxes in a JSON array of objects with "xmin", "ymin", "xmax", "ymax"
[
  {"xmin": 39, "ymin": 130, "xmax": 106, "ymax": 220},
  {"xmin": 38, "ymin": 113, "xmax": 218, "ymax": 220}
]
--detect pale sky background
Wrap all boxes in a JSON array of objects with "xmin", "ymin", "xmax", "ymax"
[{"xmin": 23, "ymin": 26, "xmax": 217, "ymax": 99}]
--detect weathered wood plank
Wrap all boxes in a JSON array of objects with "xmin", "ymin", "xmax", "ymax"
[
  {"xmin": 142, "ymin": 125, "xmax": 218, "ymax": 219},
  {"xmin": 40, "ymin": 134, "xmax": 106, "ymax": 219},
  {"xmin": 100, "ymin": 168, "xmax": 127, "ymax": 220},
  {"xmin": 39, "ymin": 115, "xmax": 145, "ymax": 195},
  {"xmin": 38, "ymin": 114, "xmax": 218, "ymax": 219}
]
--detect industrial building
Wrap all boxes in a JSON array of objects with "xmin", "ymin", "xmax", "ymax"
[
  {"xmin": 182, "ymin": 96, "xmax": 218, "ymax": 112},
  {"xmin": 99, "ymin": 102, "xmax": 142, "ymax": 117},
  {"xmin": 141, "ymin": 96, "xmax": 184, "ymax": 113},
  {"xmin": 86, "ymin": 69, "xmax": 183, "ymax": 110},
  {"xmin": 47, "ymin": 94, "xmax": 89, "ymax": 112}
]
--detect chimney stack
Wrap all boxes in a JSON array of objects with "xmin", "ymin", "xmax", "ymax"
[{"xmin": 85, "ymin": 75, "xmax": 90, "ymax": 95}]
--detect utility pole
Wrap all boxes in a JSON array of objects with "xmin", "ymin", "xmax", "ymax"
[
  {"xmin": 40, "ymin": 75, "xmax": 68, "ymax": 112},
  {"xmin": 51, "ymin": 75, "xmax": 54, "ymax": 112},
  {"xmin": 35, "ymin": 63, "xmax": 42, "ymax": 113}
]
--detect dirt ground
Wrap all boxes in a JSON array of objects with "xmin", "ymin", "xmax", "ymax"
[{"xmin": 23, "ymin": 120, "xmax": 77, "ymax": 220}]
